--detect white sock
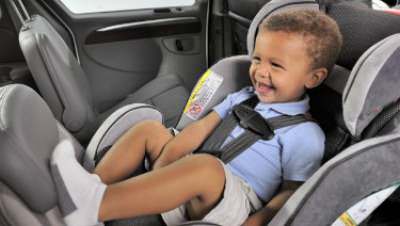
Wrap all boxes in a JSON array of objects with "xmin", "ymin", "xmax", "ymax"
[{"xmin": 51, "ymin": 140, "xmax": 107, "ymax": 226}]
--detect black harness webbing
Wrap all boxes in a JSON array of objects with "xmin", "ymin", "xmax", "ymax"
[{"xmin": 199, "ymin": 95, "xmax": 310, "ymax": 163}]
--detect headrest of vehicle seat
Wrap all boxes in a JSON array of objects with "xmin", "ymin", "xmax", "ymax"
[
  {"xmin": 327, "ymin": 1, "xmax": 400, "ymax": 70},
  {"xmin": 247, "ymin": 0, "xmax": 319, "ymax": 56},
  {"xmin": 0, "ymin": 84, "xmax": 58, "ymax": 213},
  {"xmin": 176, "ymin": 55, "xmax": 252, "ymax": 129},
  {"xmin": 343, "ymin": 34, "xmax": 400, "ymax": 138}
]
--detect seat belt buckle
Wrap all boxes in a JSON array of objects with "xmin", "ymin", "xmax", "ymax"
[{"xmin": 233, "ymin": 105, "xmax": 274, "ymax": 140}]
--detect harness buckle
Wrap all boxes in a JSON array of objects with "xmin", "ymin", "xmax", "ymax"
[{"xmin": 233, "ymin": 104, "xmax": 274, "ymax": 140}]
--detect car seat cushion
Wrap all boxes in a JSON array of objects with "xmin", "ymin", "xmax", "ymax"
[
  {"xmin": 19, "ymin": 15, "xmax": 94, "ymax": 132},
  {"xmin": 270, "ymin": 132, "xmax": 400, "ymax": 225},
  {"xmin": 0, "ymin": 181, "xmax": 66, "ymax": 226},
  {"xmin": 328, "ymin": 1, "xmax": 400, "ymax": 70},
  {"xmin": 343, "ymin": 34, "xmax": 400, "ymax": 137},
  {"xmin": 246, "ymin": 0, "xmax": 319, "ymax": 56},
  {"xmin": 0, "ymin": 84, "xmax": 59, "ymax": 213},
  {"xmin": 100, "ymin": 74, "xmax": 189, "ymax": 127},
  {"xmin": 176, "ymin": 55, "xmax": 252, "ymax": 130},
  {"xmin": 85, "ymin": 103, "xmax": 163, "ymax": 169}
]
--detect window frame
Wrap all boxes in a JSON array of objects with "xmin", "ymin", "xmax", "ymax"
[{"xmin": 56, "ymin": 0, "xmax": 196, "ymax": 14}]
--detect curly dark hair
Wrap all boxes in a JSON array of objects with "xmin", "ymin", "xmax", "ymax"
[{"xmin": 261, "ymin": 10, "xmax": 343, "ymax": 72}]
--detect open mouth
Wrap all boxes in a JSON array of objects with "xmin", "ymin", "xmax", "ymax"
[{"xmin": 256, "ymin": 81, "xmax": 275, "ymax": 95}]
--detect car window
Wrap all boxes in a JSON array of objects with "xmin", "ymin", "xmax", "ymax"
[{"xmin": 57, "ymin": 0, "xmax": 196, "ymax": 14}]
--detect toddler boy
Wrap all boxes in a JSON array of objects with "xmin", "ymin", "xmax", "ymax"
[{"xmin": 51, "ymin": 9, "xmax": 342, "ymax": 226}]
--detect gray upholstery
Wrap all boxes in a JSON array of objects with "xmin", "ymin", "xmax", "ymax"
[
  {"xmin": 177, "ymin": 1, "xmax": 400, "ymax": 225},
  {"xmin": 269, "ymin": 28, "xmax": 400, "ymax": 226},
  {"xmin": 343, "ymin": 34, "xmax": 400, "ymax": 138},
  {"xmin": 100, "ymin": 75, "xmax": 188, "ymax": 130},
  {"xmin": 0, "ymin": 83, "xmax": 87, "ymax": 226},
  {"xmin": 0, "ymin": 83, "xmax": 167, "ymax": 226},
  {"xmin": 246, "ymin": 0, "xmax": 319, "ymax": 56},
  {"xmin": 0, "ymin": 182, "xmax": 65, "ymax": 226},
  {"xmin": 1, "ymin": 0, "xmax": 400, "ymax": 226},
  {"xmin": 19, "ymin": 15, "xmax": 189, "ymax": 141},
  {"xmin": 85, "ymin": 103, "xmax": 163, "ymax": 171},
  {"xmin": 270, "ymin": 133, "xmax": 400, "ymax": 226},
  {"xmin": 176, "ymin": 55, "xmax": 252, "ymax": 130},
  {"xmin": 19, "ymin": 15, "xmax": 94, "ymax": 132},
  {"xmin": 0, "ymin": 84, "xmax": 58, "ymax": 212}
]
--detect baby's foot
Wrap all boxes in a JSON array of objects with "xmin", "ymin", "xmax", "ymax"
[{"xmin": 51, "ymin": 140, "xmax": 106, "ymax": 226}]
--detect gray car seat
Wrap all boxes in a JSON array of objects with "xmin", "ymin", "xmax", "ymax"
[
  {"xmin": 87, "ymin": 1, "xmax": 400, "ymax": 226},
  {"xmin": 0, "ymin": 29, "xmax": 400, "ymax": 225},
  {"xmin": 0, "ymin": 84, "xmax": 165, "ymax": 226},
  {"xmin": 12, "ymin": 0, "xmax": 189, "ymax": 142},
  {"xmin": 1, "ymin": 1, "xmax": 400, "ymax": 226}
]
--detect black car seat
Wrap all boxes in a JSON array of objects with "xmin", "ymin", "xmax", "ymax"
[
  {"xmin": 1, "ymin": 1, "xmax": 400, "ymax": 226},
  {"xmin": 9, "ymin": 0, "xmax": 190, "ymax": 142}
]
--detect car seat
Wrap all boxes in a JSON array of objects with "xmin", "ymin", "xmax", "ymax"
[
  {"xmin": 9, "ymin": 0, "xmax": 190, "ymax": 142},
  {"xmin": 1, "ymin": 1, "xmax": 400, "ymax": 226},
  {"xmin": 85, "ymin": 0, "xmax": 400, "ymax": 225}
]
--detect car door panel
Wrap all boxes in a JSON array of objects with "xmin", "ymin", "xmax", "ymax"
[
  {"xmin": 86, "ymin": 16, "xmax": 201, "ymax": 44},
  {"xmin": 36, "ymin": 0, "xmax": 209, "ymax": 112}
]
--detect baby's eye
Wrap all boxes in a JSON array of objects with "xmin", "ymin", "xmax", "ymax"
[
  {"xmin": 271, "ymin": 62, "xmax": 284, "ymax": 69},
  {"xmin": 251, "ymin": 57, "xmax": 261, "ymax": 64}
]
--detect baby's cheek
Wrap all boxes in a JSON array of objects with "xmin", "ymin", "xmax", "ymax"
[{"xmin": 248, "ymin": 66, "xmax": 256, "ymax": 84}]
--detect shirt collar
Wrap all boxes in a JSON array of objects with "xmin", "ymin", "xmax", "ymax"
[{"xmin": 255, "ymin": 95, "xmax": 310, "ymax": 116}]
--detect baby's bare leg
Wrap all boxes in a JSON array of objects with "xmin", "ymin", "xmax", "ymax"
[
  {"xmin": 95, "ymin": 120, "xmax": 173, "ymax": 184},
  {"xmin": 99, "ymin": 154, "xmax": 225, "ymax": 222}
]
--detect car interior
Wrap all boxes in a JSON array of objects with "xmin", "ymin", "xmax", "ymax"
[{"xmin": 1, "ymin": 0, "xmax": 400, "ymax": 225}]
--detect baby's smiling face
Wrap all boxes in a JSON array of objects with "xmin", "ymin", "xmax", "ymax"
[{"xmin": 249, "ymin": 30, "xmax": 327, "ymax": 104}]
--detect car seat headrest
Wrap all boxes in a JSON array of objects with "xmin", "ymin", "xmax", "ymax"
[
  {"xmin": 246, "ymin": 0, "xmax": 319, "ymax": 56},
  {"xmin": 343, "ymin": 34, "xmax": 400, "ymax": 138},
  {"xmin": 327, "ymin": 1, "xmax": 400, "ymax": 70},
  {"xmin": 0, "ymin": 84, "xmax": 59, "ymax": 213},
  {"xmin": 176, "ymin": 55, "xmax": 252, "ymax": 129}
]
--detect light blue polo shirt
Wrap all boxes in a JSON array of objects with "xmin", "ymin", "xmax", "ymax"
[{"xmin": 213, "ymin": 87, "xmax": 325, "ymax": 202}]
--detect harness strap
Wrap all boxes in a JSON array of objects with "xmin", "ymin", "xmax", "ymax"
[
  {"xmin": 199, "ymin": 95, "xmax": 310, "ymax": 163},
  {"xmin": 219, "ymin": 130, "xmax": 261, "ymax": 163},
  {"xmin": 200, "ymin": 95, "xmax": 259, "ymax": 151},
  {"xmin": 268, "ymin": 114, "xmax": 312, "ymax": 130}
]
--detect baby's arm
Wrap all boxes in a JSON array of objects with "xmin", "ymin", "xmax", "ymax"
[
  {"xmin": 152, "ymin": 111, "xmax": 221, "ymax": 169},
  {"xmin": 243, "ymin": 180, "xmax": 302, "ymax": 226}
]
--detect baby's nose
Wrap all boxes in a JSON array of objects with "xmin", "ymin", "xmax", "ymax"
[{"xmin": 257, "ymin": 65, "xmax": 270, "ymax": 78}]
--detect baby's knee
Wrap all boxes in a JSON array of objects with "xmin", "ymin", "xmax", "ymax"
[
  {"xmin": 136, "ymin": 120, "xmax": 165, "ymax": 132},
  {"xmin": 190, "ymin": 154, "xmax": 225, "ymax": 177},
  {"xmin": 134, "ymin": 120, "xmax": 168, "ymax": 137}
]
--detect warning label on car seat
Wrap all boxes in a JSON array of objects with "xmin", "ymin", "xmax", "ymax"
[
  {"xmin": 331, "ymin": 184, "xmax": 399, "ymax": 226},
  {"xmin": 184, "ymin": 70, "xmax": 223, "ymax": 120}
]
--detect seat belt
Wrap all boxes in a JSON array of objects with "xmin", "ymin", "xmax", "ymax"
[{"xmin": 199, "ymin": 95, "xmax": 311, "ymax": 163}]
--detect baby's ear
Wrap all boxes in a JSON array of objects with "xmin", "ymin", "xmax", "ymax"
[{"xmin": 305, "ymin": 68, "xmax": 328, "ymax": 89}]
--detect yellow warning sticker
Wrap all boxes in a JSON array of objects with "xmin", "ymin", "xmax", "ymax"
[
  {"xmin": 184, "ymin": 70, "xmax": 223, "ymax": 120},
  {"xmin": 339, "ymin": 213, "xmax": 357, "ymax": 226},
  {"xmin": 332, "ymin": 184, "xmax": 399, "ymax": 226}
]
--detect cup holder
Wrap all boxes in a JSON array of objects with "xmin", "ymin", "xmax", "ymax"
[{"xmin": 0, "ymin": 67, "xmax": 12, "ymax": 83}]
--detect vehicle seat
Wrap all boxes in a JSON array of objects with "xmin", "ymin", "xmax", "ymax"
[
  {"xmin": 270, "ymin": 32, "xmax": 400, "ymax": 225},
  {"xmin": 307, "ymin": 0, "xmax": 400, "ymax": 161},
  {"xmin": 99, "ymin": 1, "xmax": 400, "ymax": 225},
  {"xmin": 2, "ymin": 1, "xmax": 400, "ymax": 226},
  {"xmin": 101, "ymin": 0, "xmax": 400, "ymax": 225},
  {"xmin": 14, "ymin": 1, "xmax": 189, "ymax": 142},
  {"xmin": 0, "ymin": 83, "xmax": 164, "ymax": 226}
]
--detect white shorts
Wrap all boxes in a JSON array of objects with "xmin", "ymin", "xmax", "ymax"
[{"xmin": 161, "ymin": 160, "xmax": 263, "ymax": 226}]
